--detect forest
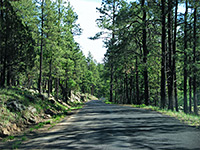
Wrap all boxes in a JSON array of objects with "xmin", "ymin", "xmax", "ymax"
[
  {"xmin": 0, "ymin": 0, "xmax": 200, "ymax": 116},
  {"xmin": 94, "ymin": 0, "xmax": 200, "ymax": 115},
  {"xmin": 0, "ymin": 0, "xmax": 107, "ymax": 101}
]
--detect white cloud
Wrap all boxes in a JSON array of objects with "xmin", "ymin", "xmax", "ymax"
[{"xmin": 68, "ymin": 0, "xmax": 106, "ymax": 63}]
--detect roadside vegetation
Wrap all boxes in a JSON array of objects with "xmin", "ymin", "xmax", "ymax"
[
  {"xmin": 95, "ymin": 0, "xmax": 200, "ymax": 116},
  {"xmin": 104, "ymin": 99, "xmax": 200, "ymax": 128},
  {"xmin": 0, "ymin": 87, "xmax": 96, "ymax": 139},
  {"xmin": 132, "ymin": 104, "xmax": 200, "ymax": 128}
]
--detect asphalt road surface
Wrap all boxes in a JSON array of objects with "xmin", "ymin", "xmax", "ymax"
[{"xmin": 1, "ymin": 100, "xmax": 200, "ymax": 149}]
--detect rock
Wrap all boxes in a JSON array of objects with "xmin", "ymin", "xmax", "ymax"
[
  {"xmin": 30, "ymin": 89, "xmax": 39, "ymax": 94},
  {"xmin": 11, "ymin": 123, "xmax": 20, "ymax": 132},
  {"xmin": 6, "ymin": 100, "xmax": 26, "ymax": 112},
  {"xmin": 45, "ymin": 109, "xmax": 56, "ymax": 116},
  {"xmin": 43, "ymin": 93, "xmax": 49, "ymax": 99},
  {"xmin": 74, "ymin": 95, "xmax": 81, "ymax": 102},
  {"xmin": 43, "ymin": 114, "xmax": 51, "ymax": 119},
  {"xmin": 28, "ymin": 106, "xmax": 37, "ymax": 114},
  {"xmin": 49, "ymin": 97, "xmax": 56, "ymax": 104},
  {"xmin": 28, "ymin": 89, "xmax": 39, "ymax": 94},
  {"xmin": 13, "ymin": 124, "xmax": 18, "ymax": 131},
  {"xmin": 57, "ymin": 99, "xmax": 70, "ymax": 108},
  {"xmin": 1, "ymin": 128, "xmax": 10, "ymax": 136},
  {"xmin": 28, "ymin": 117, "xmax": 36, "ymax": 124}
]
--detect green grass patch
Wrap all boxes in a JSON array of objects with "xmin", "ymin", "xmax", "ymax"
[
  {"xmin": 0, "ymin": 87, "xmax": 88, "ymax": 149},
  {"xmin": 103, "ymin": 99, "xmax": 113, "ymax": 104},
  {"xmin": 34, "ymin": 122, "xmax": 45, "ymax": 130},
  {"xmin": 21, "ymin": 136, "xmax": 27, "ymax": 141},
  {"xmin": 29, "ymin": 128, "xmax": 34, "ymax": 132},
  {"xmin": 132, "ymin": 104, "xmax": 200, "ymax": 127},
  {"xmin": 2, "ymin": 135, "xmax": 15, "ymax": 142},
  {"xmin": 71, "ymin": 105, "xmax": 83, "ymax": 110}
]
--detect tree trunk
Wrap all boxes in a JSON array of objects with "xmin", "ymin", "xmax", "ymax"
[
  {"xmin": 48, "ymin": 59, "xmax": 52, "ymax": 97},
  {"xmin": 126, "ymin": 72, "xmax": 130, "ymax": 104},
  {"xmin": 0, "ymin": 0, "xmax": 3, "ymax": 87},
  {"xmin": 109, "ymin": 65, "xmax": 113, "ymax": 103},
  {"xmin": 167, "ymin": 0, "xmax": 173, "ymax": 110},
  {"xmin": 7, "ymin": 66, "xmax": 11, "ymax": 86},
  {"xmin": 56, "ymin": 78, "xmax": 59, "ymax": 100},
  {"xmin": 183, "ymin": 0, "xmax": 188, "ymax": 114},
  {"xmin": 193, "ymin": 5, "xmax": 198, "ymax": 115},
  {"xmin": 161, "ymin": 0, "xmax": 166, "ymax": 109},
  {"xmin": 0, "ymin": 0, "xmax": 8, "ymax": 87},
  {"xmin": 129, "ymin": 74, "xmax": 133, "ymax": 104},
  {"xmin": 109, "ymin": 0, "xmax": 116, "ymax": 103},
  {"xmin": 136, "ymin": 56, "xmax": 140, "ymax": 105},
  {"xmin": 142, "ymin": 0, "xmax": 149, "ymax": 106},
  {"xmin": 189, "ymin": 74, "xmax": 192, "ymax": 113},
  {"xmin": 39, "ymin": 0, "xmax": 44, "ymax": 94},
  {"xmin": 173, "ymin": 0, "xmax": 179, "ymax": 112}
]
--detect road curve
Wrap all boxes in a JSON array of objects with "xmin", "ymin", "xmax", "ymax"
[{"xmin": 2, "ymin": 100, "xmax": 200, "ymax": 149}]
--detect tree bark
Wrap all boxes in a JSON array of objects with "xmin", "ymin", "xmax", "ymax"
[
  {"xmin": 126, "ymin": 72, "xmax": 130, "ymax": 104},
  {"xmin": 110, "ymin": 63, "xmax": 113, "ymax": 102},
  {"xmin": 167, "ymin": 0, "xmax": 173, "ymax": 110},
  {"xmin": 39, "ymin": 0, "xmax": 44, "ymax": 94},
  {"xmin": 189, "ymin": 73, "xmax": 192, "ymax": 113},
  {"xmin": 193, "ymin": 5, "xmax": 198, "ymax": 115},
  {"xmin": 0, "ymin": 0, "xmax": 3, "ymax": 86},
  {"xmin": 109, "ymin": 0, "xmax": 116, "ymax": 103},
  {"xmin": 136, "ymin": 56, "xmax": 140, "ymax": 105},
  {"xmin": 0, "ymin": 0, "xmax": 5, "ymax": 87},
  {"xmin": 161, "ymin": 0, "xmax": 166, "ymax": 109},
  {"xmin": 48, "ymin": 59, "xmax": 52, "ymax": 97},
  {"xmin": 129, "ymin": 73, "xmax": 133, "ymax": 104},
  {"xmin": 141, "ymin": 0, "xmax": 149, "ymax": 106},
  {"xmin": 183, "ymin": 0, "xmax": 188, "ymax": 114},
  {"xmin": 56, "ymin": 78, "xmax": 59, "ymax": 100},
  {"xmin": 173, "ymin": 0, "xmax": 179, "ymax": 112}
]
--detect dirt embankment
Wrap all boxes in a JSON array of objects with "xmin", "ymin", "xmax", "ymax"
[{"xmin": 0, "ymin": 87, "xmax": 97, "ymax": 138}]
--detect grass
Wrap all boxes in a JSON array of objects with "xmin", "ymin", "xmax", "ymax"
[
  {"xmin": 103, "ymin": 100, "xmax": 200, "ymax": 128},
  {"xmin": 132, "ymin": 104, "xmax": 200, "ymax": 128},
  {"xmin": 104, "ymin": 99, "xmax": 113, "ymax": 104},
  {"xmin": 2, "ymin": 136, "xmax": 15, "ymax": 142},
  {"xmin": 0, "ymin": 87, "xmax": 81, "ymax": 127},
  {"xmin": 0, "ymin": 87, "xmax": 88, "ymax": 150}
]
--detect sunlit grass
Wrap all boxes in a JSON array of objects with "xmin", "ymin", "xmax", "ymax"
[
  {"xmin": 132, "ymin": 104, "xmax": 200, "ymax": 127},
  {"xmin": 104, "ymin": 99, "xmax": 113, "ymax": 104}
]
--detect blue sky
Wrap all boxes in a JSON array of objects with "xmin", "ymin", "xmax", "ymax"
[
  {"xmin": 68, "ymin": 0, "xmax": 185, "ymax": 63},
  {"xmin": 68, "ymin": 0, "xmax": 106, "ymax": 63}
]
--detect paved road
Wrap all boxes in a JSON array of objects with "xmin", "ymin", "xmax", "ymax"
[{"xmin": 1, "ymin": 100, "xmax": 200, "ymax": 149}]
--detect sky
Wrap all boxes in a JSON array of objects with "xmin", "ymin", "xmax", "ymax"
[
  {"xmin": 68, "ymin": 0, "xmax": 106, "ymax": 63},
  {"xmin": 67, "ymin": 0, "xmax": 185, "ymax": 63}
]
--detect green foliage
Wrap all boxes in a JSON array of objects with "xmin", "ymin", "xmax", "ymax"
[
  {"xmin": 132, "ymin": 104, "xmax": 200, "ymax": 127},
  {"xmin": 2, "ymin": 136, "xmax": 15, "ymax": 142},
  {"xmin": 21, "ymin": 136, "xmax": 27, "ymax": 141},
  {"xmin": 104, "ymin": 99, "xmax": 113, "ymax": 104},
  {"xmin": 0, "ymin": 0, "xmax": 104, "ymax": 105},
  {"xmin": 95, "ymin": 0, "xmax": 200, "ymax": 113}
]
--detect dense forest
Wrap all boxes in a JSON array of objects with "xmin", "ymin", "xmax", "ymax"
[
  {"xmin": 94, "ymin": 0, "xmax": 200, "ymax": 115},
  {"xmin": 0, "ymin": 0, "xmax": 200, "ymax": 116},
  {"xmin": 0, "ymin": 0, "xmax": 107, "ymax": 102}
]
